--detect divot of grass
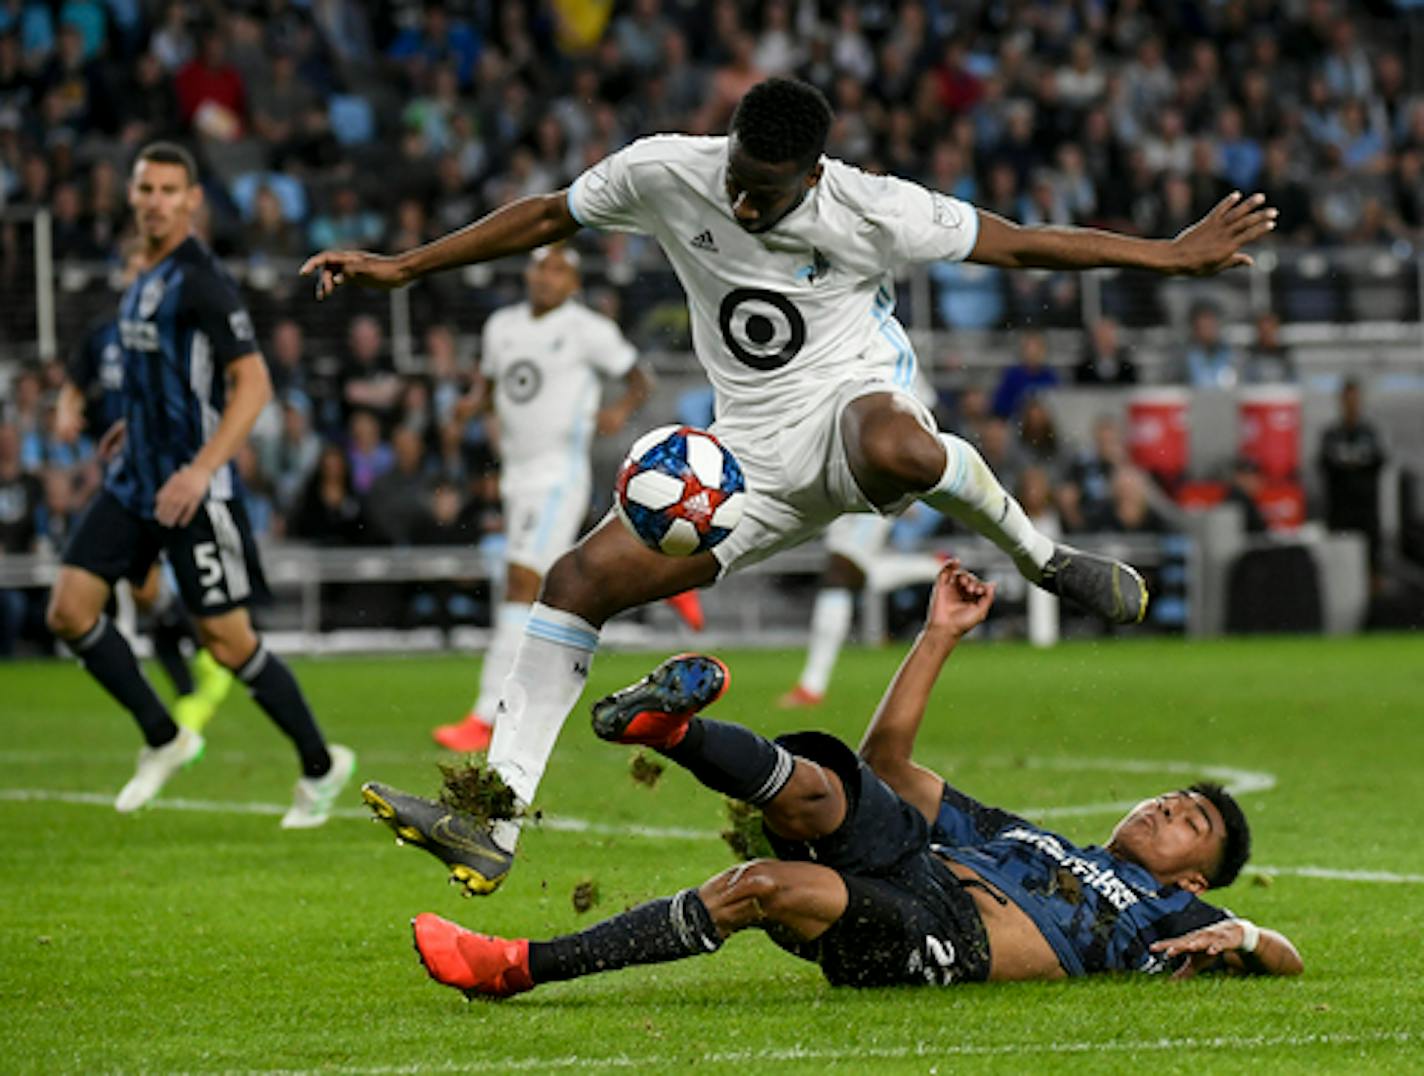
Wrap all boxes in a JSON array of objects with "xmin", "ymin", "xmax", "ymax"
[{"xmin": 437, "ymin": 759, "xmax": 520, "ymax": 825}]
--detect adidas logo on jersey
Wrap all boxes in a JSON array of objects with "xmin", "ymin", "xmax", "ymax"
[{"xmin": 690, "ymin": 230, "xmax": 718, "ymax": 252}]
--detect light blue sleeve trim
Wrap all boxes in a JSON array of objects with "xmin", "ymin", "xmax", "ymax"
[{"xmin": 565, "ymin": 182, "xmax": 588, "ymax": 228}]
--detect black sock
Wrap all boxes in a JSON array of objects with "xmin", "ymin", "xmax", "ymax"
[
  {"xmin": 237, "ymin": 644, "xmax": 331, "ymax": 777},
  {"xmin": 150, "ymin": 606, "xmax": 195, "ymax": 697},
  {"xmin": 663, "ymin": 718, "xmax": 795, "ymax": 805},
  {"xmin": 527, "ymin": 888, "xmax": 722, "ymax": 984},
  {"xmin": 72, "ymin": 615, "xmax": 179, "ymax": 748}
]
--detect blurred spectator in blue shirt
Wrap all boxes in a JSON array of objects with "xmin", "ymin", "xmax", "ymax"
[
  {"xmin": 992, "ymin": 330, "xmax": 1059, "ymax": 418},
  {"xmin": 1182, "ymin": 303, "xmax": 1240, "ymax": 388}
]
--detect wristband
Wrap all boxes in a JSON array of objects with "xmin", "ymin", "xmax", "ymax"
[{"xmin": 1236, "ymin": 919, "xmax": 1260, "ymax": 953}]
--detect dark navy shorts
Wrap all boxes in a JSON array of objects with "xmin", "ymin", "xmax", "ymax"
[
  {"xmin": 63, "ymin": 489, "xmax": 270, "ymax": 617},
  {"xmin": 764, "ymin": 731, "xmax": 991, "ymax": 987}
]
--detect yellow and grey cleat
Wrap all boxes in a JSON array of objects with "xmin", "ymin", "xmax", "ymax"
[
  {"xmin": 361, "ymin": 781, "xmax": 513, "ymax": 896},
  {"xmin": 1037, "ymin": 544, "xmax": 1150, "ymax": 625}
]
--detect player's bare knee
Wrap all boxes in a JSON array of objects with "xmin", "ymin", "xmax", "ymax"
[
  {"xmin": 823, "ymin": 553, "xmax": 865, "ymax": 590},
  {"xmin": 540, "ymin": 547, "xmax": 605, "ymax": 621},
  {"xmin": 44, "ymin": 596, "xmax": 86, "ymax": 640},
  {"xmin": 844, "ymin": 399, "xmax": 945, "ymax": 499},
  {"xmin": 700, "ymin": 861, "xmax": 782, "ymax": 932},
  {"xmin": 765, "ymin": 762, "xmax": 845, "ymax": 840}
]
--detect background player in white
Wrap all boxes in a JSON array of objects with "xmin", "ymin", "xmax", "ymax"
[
  {"xmin": 303, "ymin": 79, "xmax": 1277, "ymax": 892},
  {"xmin": 432, "ymin": 245, "xmax": 665, "ymax": 752}
]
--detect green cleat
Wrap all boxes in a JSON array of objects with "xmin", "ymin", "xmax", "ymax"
[{"xmin": 174, "ymin": 650, "xmax": 235, "ymax": 733}]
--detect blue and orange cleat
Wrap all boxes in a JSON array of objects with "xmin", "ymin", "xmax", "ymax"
[
  {"xmin": 590, "ymin": 653, "xmax": 729, "ymax": 750},
  {"xmin": 411, "ymin": 913, "xmax": 534, "ymax": 999}
]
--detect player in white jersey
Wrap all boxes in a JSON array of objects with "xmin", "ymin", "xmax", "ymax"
[
  {"xmin": 432, "ymin": 245, "xmax": 703, "ymax": 753},
  {"xmin": 304, "ymin": 79, "xmax": 1277, "ymax": 894}
]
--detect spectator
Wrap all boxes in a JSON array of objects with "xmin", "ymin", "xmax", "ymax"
[
  {"xmin": 175, "ymin": 28, "xmax": 247, "ymax": 140},
  {"xmin": 0, "ymin": 421, "xmax": 42, "ymax": 654},
  {"xmin": 1318, "ymin": 379, "xmax": 1387, "ymax": 570},
  {"xmin": 1075, "ymin": 317, "xmax": 1137, "ymax": 385},
  {"xmin": 1181, "ymin": 303, "xmax": 1240, "ymax": 388},
  {"xmin": 387, "ymin": 6, "xmax": 481, "ymax": 90},
  {"xmin": 1016, "ymin": 396, "xmax": 1062, "ymax": 479},
  {"xmin": 243, "ymin": 184, "xmax": 304, "ymax": 261},
  {"xmin": 339, "ymin": 315, "xmax": 401, "ymax": 425},
  {"xmin": 290, "ymin": 441, "xmax": 365, "ymax": 545},
  {"xmin": 259, "ymin": 391, "xmax": 322, "ymax": 515},
  {"xmin": 345, "ymin": 408, "xmax": 393, "ymax": 496},
  {"xmin": 1224, "ymin": 457, "xmax": 1270, "ymax": 535},
  {"xmin": 1243, "ymin": 312, "xmax": 1296, "ymax": 384},
  {"xmin": 366, "ymin": 425, "xmax": 432, "ymax": 545},
  {"xmin": 1060, "ymin": 415, "xmax": 1128, "ymax": 533},
  {"xmin": 992, "ymin": 330, "xmax": 1058, "ymax": 419},
  {"xmin": 1104, "ymin": 466, "xmax": 1170, "ymax": 535},
  {"xmin": 307, "ymin": 185, "xmax": 384, "ymax": 251}
]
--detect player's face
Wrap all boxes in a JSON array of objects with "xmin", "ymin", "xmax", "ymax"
[
  {"xmin": 725, "ymin": 136, "xmax": 821, "ymax": 234},
  {"xmin": 128, "ymin": 159, "xmax": 200, "ymax": 247},
  {"xmin": 1107, "ymin": 789, "xmax": 1226, "ymax": 891},
  {"xmin": 525, "ymin": 249, "xmax": 579, "ymax": 312}
]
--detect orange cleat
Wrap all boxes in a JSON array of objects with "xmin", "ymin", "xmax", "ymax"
[
  {"xmin": 411, "ymin": 913, "xmax": 534, "ymax": 999},
  {"xmin": 663, "ymin": 590, "xmax": 706, "ymax": 632},
  {"xmin": 590, "ymin": 653, "xmax": 729, "ymax": 749},
  {"xmin": 432, "ymin": 714, "xmax": 494, "ymax": 753},
  {"xmin": 777, "ymin": 684, "xmax": 825, "ymax": 709}
]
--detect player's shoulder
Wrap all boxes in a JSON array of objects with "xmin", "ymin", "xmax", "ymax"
[
  {"xmin": 820, "ymin": 157, "xmax": 976, "ymax": 216},
  {"xmin": 617, "ymin": 133, "xmax": 725, "ymax": 169},
  {"xmin": 175, "ymin": 237, "xmax": 240, "ymax": 294}
]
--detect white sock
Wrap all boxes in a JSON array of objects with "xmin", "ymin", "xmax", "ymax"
[
  {"xmin": 920, "ymin": 433, "xmax": 1054, "ymax": 580},
  {"xmin": 486, "ymin": 602, "xmax": 599, "ymax": 851},
  {"xmin": 472, "ymin": 602, "xmax": 531, "ymax": 720},
  {"xmin": 866, "ymin": 553, "xmax": 946, "ymax": 593},
  {"xmin": 799, "ymin": 588, "xmax": 854, "ymax": 696}
]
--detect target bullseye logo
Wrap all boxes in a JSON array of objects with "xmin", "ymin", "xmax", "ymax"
[
  {"xmin": 504, "ymin": 359, "xmax": 543, "ymax": 403},
  {"xmin": 718, "ymin": 288, "xmax": 806, "ymax": 371}
]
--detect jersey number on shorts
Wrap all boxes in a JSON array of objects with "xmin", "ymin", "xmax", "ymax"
[
  {"xmin": 719, "ymin": 288, "xmax": 806, "ymax": 371},
  {"xmin": 194, "ymin": 541, "xmax": 227, "ymax": 605}
]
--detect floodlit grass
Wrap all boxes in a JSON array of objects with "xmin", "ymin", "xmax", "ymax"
[{"xmin": 3, "ymin": 635, "xmax": 1422, "ymax": 1073}]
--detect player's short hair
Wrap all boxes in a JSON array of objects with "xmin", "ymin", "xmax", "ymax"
[
  {"xmin": 134, "ymin": 141, "xmax": 199, "ymax": 185},
  {"xmin": 1190, "ymin": 781, "xmax": 1251, "ymax": 888},
  {"xmin": 730, "ymin": 78, "xmax": 833, "ymax": 172}
]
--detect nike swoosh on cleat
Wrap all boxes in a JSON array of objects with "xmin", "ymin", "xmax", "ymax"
[{"xmin": 431, "ymin": 817, "xmax": 508, "ymax": 863}]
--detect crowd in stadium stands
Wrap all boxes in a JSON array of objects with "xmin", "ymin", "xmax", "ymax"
[{"xmin": 0, "ymin": 0, "xmax": 1414, "ymax": 646}]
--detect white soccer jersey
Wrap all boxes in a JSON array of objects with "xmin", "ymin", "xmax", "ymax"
[
  {"xmin": 567, "ymin": 135, "xmax": 979, "ymax": 426},
  {"xmin": 480, "ymin": 299, "xmax": 637, "ymax": 484}
]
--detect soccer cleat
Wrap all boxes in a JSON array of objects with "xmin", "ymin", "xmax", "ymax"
[
  {"xmin": 114, "ymin": 726, "xmax": 205, "ymax": 813},
  {"xmin": 663, "ymin": 589, "xmax": 706, "ymax": 632},
  {"xmin": 174, "ymin": 651, "xmax": 235, "ymax": 733},
  {"xmin": 361, "ymin": 781, "xmax": 513, "ymax": 895},
  {"xmin": 591, "ymin": 653, "xmax": 729, "ymax": 749},
  {"xmin": 777, "ymin": 684, "xmax": 824, "ymax": 709},
  {"xmin": 1037, "ymin": 544, "xmax": 1149, "ymax": 625},
  {"xmin": 281, "ymin": 744, "xmax": 357, "ymax": 829},
  {"xmin": 431, "ymin": 714, "xmax": 494, "ymax": 753},
  {"xmin": 411, "ymin": 913, "xmax": 534, "ymax": 999}
]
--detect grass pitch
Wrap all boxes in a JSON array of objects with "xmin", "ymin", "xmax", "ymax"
[{"xmin": 3, "ymin": 635, "xmax": 1422, "ymax": 1073}]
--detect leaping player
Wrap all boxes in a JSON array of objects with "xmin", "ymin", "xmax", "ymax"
[{"xmin": 303, "ymin": 78, "xmax": 1277, "ymax": 892}]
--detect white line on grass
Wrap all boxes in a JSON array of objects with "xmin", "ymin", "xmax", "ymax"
[
  {"xmin": 2, "ymin": 786, "xmax": 1421, "ymax": 885},
  {"xmin": 260, "ymin": 1029, "xmax": 1416, "ymax": 1074}
]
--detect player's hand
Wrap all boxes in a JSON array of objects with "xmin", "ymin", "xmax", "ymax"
[
  {"xmin": 1169, "ymin": 192, "xmax": 1278, "ymax": 276},
  {"xmin": 1150, "ymin": 921, "xmax": 1251, "ymax": 980},
  {"xmin": 299, "ymin": 250, "xmax": 409, "ymax": 300},
  {"xmin": 925, "ymin": 558, "xmax": 996, "ymax": 639},
  {"xmin": 96, "ymin": 419, "xmax": 127, "ymax": 461},
  {"xmin": 154, "ymin": 463, "xmax": 212, "ymax": 528}
]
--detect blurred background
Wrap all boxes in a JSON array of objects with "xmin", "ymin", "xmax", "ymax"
[{"xmin": 2, "ymin": 0, "xmax": 1424, "ymax": 657}]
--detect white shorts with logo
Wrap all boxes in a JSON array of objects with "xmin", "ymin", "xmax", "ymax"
[
  {"xmin": 710, "ymin": 379, "xmax": 937, "ymax": 575},
  {"xmin": 503, "ymin": 467, "xmax": 592, "ymax": 575}
]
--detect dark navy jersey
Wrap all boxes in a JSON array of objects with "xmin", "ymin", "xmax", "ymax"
[
  {"xmin": 107, "ymin": 237, "xmax": 259, "ymax": 518},
  {"xmin": 930, "ymin": 784, "xmax": 1230, "ymax": 977},
  {"xmin": 69, "ymin": 317, "xmax": 127, "ymax": 434}
]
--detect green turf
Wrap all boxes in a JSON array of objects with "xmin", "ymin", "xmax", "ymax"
[{"xmin": 3, "ymin": 635, "xmax": 1422, "ymax": 1073}]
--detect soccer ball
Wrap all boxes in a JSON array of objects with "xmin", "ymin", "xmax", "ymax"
[{"xmin": 615, "ymin": 425, "xmax": 747, "ymax": 556}]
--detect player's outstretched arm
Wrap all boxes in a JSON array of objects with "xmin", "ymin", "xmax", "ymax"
[
  {"xmin": 301, "ymin": 192, "xmax": 581, "ymax": 300},
  {"xmin": 969, "ymin": 192, "xmax": 1278, "ymax": 277},
  {"xmin": 1151, "ymin": 919, "xmax": 1304, "ymax": 979},
  {"xmin": 858, "ymin": 561, "xmax": 995, "ymax": 823}
]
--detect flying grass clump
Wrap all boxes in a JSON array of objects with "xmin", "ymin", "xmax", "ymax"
[
  {"xmin": 437, "ymin": 760, "xmax": 521, "ymax": 824},
  {"xmin": 721, "ymin": 797, "xmax": 775, "ymax": 861}
]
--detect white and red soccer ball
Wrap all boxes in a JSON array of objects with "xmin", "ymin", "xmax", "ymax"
[{"xmin": 614, "ymin": 426, "xmax": 747, "ymax": 556}]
